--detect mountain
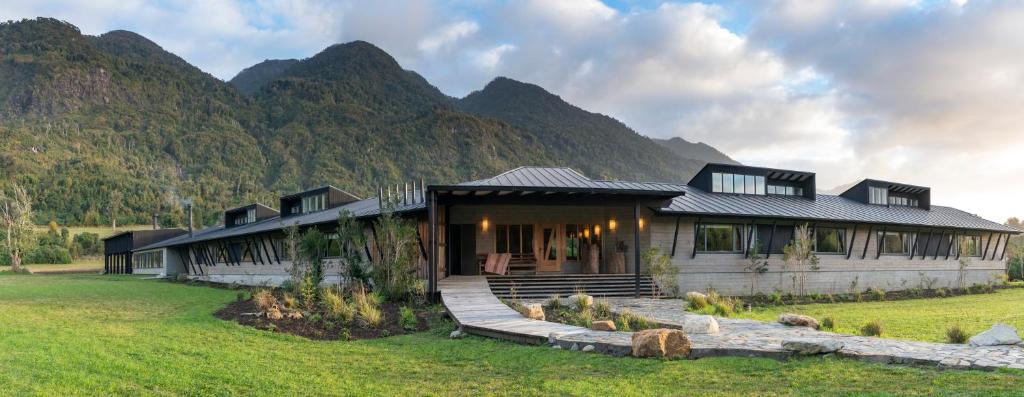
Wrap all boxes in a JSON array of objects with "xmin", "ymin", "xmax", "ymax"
[
  {"xmin": 229, "ymin": 59, "xmax": 300, "ymax": 95},
  {"xmin": 0, "ymin": 18, "xmax": 735, "ymax": 227},
  {"xmin": 654, "ymin": 137, "xmax": 736, "ymax": 166},
  {"xmin": 457, "ymin": 77, "xmax": 710, "ymax": 182}
]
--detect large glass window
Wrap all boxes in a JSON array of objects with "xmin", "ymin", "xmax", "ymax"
[
  {"xmin": 888, "ymin": 195, "xmax": 919, "ymax": 207},
  {"xmin": 711, "ymin": 173, "xmax": 767, "ymax": 196},
  {"xmin": 496, "ymin": 224, "xmax": 534, "ymax": 254},
  {"xmin": 814, "ymin": 227, "xmax": 846, "ymax": 254},
  {"xmin": 878, "ymin": 231, "xmax": 915, "ymax": 255},
  {"xmin": 712, "ymin": 173, "xmax": 723, "ymax": 192},
  {"xmin": 301, "ymin": 193, "xmax": 327, "ymax": 213},
  {"xmin": 957, "ymin": 235, "xmax": 982, "ymax": 257},
  {"xmin": 565, "ymin": 224, "xmax": 581, "ymax": 260},
  {"xmin": 696, "ymin": 224, "xmax": 742, "ymax": 253},
  {"xmin": 869, "ymin": 187, "xmax": 888, "ymax": 205}
]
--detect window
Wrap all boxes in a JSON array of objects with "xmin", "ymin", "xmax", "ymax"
[
  {"xmin": 957, "ymin": 235, "xmax": 982, "ymax": 257},
  {"xmin": 878, "ymin": 231, "xmax": 915, "ymax": 255},
  {"xmin": 566, "ymin": 224, "xmax": 581, "ymax": 260},
  {"xmin": 247, "ymin": 208, "xmax": 256, "ymax": 223},
  {"xmin": 711, "ymin": 172, "xmax": 767, "ymax": 196},
  {"xmin": 814, "ymin": 227, "xmax": 846, "ymax": 254},
  {"xmin": 766, "ymin": 185, "xmax": 803, "ymax": 196},
  {"xmin": 696, "ymin": 224, "xmax": 742, "ymax": 252},
  {"xmin": 301, "ymin": 193, "xmax": 327, "ymax": 213},
  {"xmin": 326, "ymin": 235, "xmax": 342, "ymax": 258},
  {"xmin": 495, "ymin": 224, "xmax": 534, "ymax": 254},
  {"xmin": 132, "ymin": 251, "xmax": 163, "ymax": 269},
  {"xmin": 869, "ymin": 186, "xmax": 888, "ymax": 205},
  {"xmin": 888, "ymin": 195, "xmax": 919, "ymax": 207}
]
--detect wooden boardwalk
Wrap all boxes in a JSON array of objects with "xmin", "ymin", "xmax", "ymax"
[{"xmin": 439, "ymin": 276, "xmax": 632, "ymax": 353}]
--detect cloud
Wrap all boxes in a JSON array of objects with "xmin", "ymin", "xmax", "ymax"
[{"xmin": 418, "ymin": 21, "xmax": 479, "ymax": 54}]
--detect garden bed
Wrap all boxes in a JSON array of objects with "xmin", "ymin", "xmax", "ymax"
[{"xmin": 216, "ymin": 290, "xmax": 444, "ymax": 341}]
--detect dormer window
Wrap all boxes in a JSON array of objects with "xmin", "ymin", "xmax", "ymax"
[
  {"xmin": 767, "ymin": 185, "xmax": 803, "ymax": 196},
  {"xmin": 711, "ymin": 172, "xmax": 765, "ymax": 195},
  {"xmin": 301, "ymin": 193, "xmax": 327, "ymax": 213},
  {"xmin": 869, "ymin": 186, "xmax": 888, "ymax": 205},
  {"xmin": 888, "ymin": 195, "xmax": 919, "ymax": 207}
]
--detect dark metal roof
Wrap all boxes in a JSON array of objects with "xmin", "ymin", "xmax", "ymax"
[
  {"xmin": 660, "ymin": 186, "xmax": 1019, "ymax": 233},
  {"xmin": 688, "ymin": 163, "xmax": 815, "ymax": 185},
  {"xmin": 135, "ymin": 195, "xmax": 425, "ymax": 250},
  {"xmin": 434, "ymin": 166, "xmax": 686, "ymax": 196}
]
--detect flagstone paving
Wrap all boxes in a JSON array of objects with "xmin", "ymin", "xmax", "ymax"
[{"xmin": 440, "ymin": 276, "xmax": 1024, "ymax": 370}]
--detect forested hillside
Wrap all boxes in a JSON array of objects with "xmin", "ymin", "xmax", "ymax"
[{"xmin": 0, "ymin": 18, "xmax": 734, "ymax": 227}]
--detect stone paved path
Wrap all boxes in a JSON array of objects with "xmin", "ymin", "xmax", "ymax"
[{"xmin": 440, "ymin": 276, "xmax": 1024, "ymax": 370}]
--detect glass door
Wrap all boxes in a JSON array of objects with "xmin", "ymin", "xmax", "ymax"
[{"xmin": 536, "ymin": 224, "xmax": 561, "ymax": 272}]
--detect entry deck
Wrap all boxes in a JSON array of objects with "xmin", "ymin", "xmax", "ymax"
[{"xmin": 486, "ymin": 273, "xmax": 658, "ymax": 299}]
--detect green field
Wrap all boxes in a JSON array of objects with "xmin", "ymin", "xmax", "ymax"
[
  {"xmin": 733, "ymin": 288, "xmax": 1024, "ymax": 343},
  {"xmin": 32, "ymin": 224, "xmax": 154, "ymax": 240},
  {"xmin": 0, "ymin": 275, "xmax": 1022, "ymax": 396}
]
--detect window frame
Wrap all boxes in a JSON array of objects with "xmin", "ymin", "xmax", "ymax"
[
  {"xmin": 813, "ymin": 227, "xmax": 846, "ymax": 254},
  {"xmin": 695, "ymin": 224, "xmax": 743, "ymax": 253}
]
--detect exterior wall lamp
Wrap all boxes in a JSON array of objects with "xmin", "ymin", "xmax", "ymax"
[
  {"xmin": 639, "ymin": 217, "xmax": 645, "ymax": 231},
  {"xmin": 608, "ymin": 219, "xmax": 617, "ymax": 232},
  {"xmin": 594, "ymin": 225, "xmax": 601, "ymax": 236},
  {"xmin": 481, "ymin": 218, "xmax": 489, "ymax": 232}
]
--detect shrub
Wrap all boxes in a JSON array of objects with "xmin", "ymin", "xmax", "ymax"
[
  {"xmin": 25, "ymin": 245, "xmax": 72, "ymax": 264},
  {"xmin": 770, "ymin": 292, "xmax": 783, "ymax": 305},
  {"xmin": 821, "ymin": 316, "xmax": 836, "ymax": 331},
  {"xmin": 359, "ymin": 305, "xmax": 384, "ymax": 328},
  {"xmin": 399, "ymin": 306, "xmax": 418, "ymax": 330},
  {"xmin": 253, "ymin": 289, "xmax": 277, "ymax": 311},
  {"xmin": 936, "ymin": 288, "xmax": 948, "ymax": 297},
  {"xmin": 322, "ymin": 288, "xmax": 355, "ymax": 323},
  {"xmin": 995, "ymin": 273, "xmax": 1009, "ymax": 285},
  {"xmin": 825, "ymin": 294, "xmax": 835, "ymax": 303},
  {"xmin": 236, "ymin": 291, "xmax": 246, "ymax": 302},
  {"xmin": 860, "ymin": 320, "xmax": 883, "ymax": 337},
  {"xmin": 571, "ymin": 292, "xmax": 591, "ymax": 312},
  {"xmin": 545, "ymin": 294, "xmax": 562, "ymax": 310},
  {"xmin": 686, "ymin": 294, "xmax": 708, "ymax": 311},
  {"xmin": 868, "ymin": 287, "xmax": 886, "ymax": 301},
  {"xmin": 72, "ymin": 232, "xmax": 101, "ymax": 257},
  {"xmin": 593, "ymin": 299, "xmax": 611, "ymax": 319},
  {"xmin": 618, "ymin": 310, "xmax": 652, "ymax": 331},
  {"xmin": 571, "ymin": 309, "xmax": 594, "ymax": 328},
  {"xmin": 175, "ymin": 273, "xmax": 188, "ymax": 283},
  {"xmin": 299, "ymin": 275, "xmax": 317, "ymax": 310},
  {"xmin": 946, "ymin": 324, "xmax": 969, "ymax": 344},
  {"xmin": 281, "ymin": 293, "xmax": 298, "ymax": 309}
]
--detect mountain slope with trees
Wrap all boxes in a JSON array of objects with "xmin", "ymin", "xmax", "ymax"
[{"xmin": 0, "ymin": 18, "xmax": 735, "ymax": 227}]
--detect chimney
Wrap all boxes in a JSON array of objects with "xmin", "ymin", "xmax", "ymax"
[
  {"xmin": 152, "ymin": 213, "xmax": 159, "ymax": 230},
  {"xmin": 187, "ymin": 204, "xmax": 194, "ymax": 237}
]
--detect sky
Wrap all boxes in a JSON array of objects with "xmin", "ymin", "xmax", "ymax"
[{"xmin": 3, "ymin": 0, "xmax": 1023, "ymax": 223}]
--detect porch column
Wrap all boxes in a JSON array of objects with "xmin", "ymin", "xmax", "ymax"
[
  {"xmin": 427, "ymin": 190, "xmax": 438, "ymax": 302},
  {"xmin": 634, "ymin": 200, "xmax": 641, "ymax": 298}
]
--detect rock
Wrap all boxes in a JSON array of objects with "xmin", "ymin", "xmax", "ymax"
[
  {"xmin": 778, "ymin": 313, "xmax": 819, "ymax": 330},
  {"xmin": 969, "ymin": 324, "xmax": 1022, "ymax": 346},
  {"xmin": 285, "ymin": 310, "xmax": 303, "ymax": 319},
  {"xmin": 582, "ymin": 345, "xmax": 596, "ymax": 352},
  {"xmin": 631, "ymin": 328, "xmax": 691, "ymax": 359},
  {"xmin": 592, "ymin": 320, "xmax": 617, "ymax": 331},
  {"xmin": 681, "ymin": 315, "xmax": 719, "ymax": 335},
  {"xmin": 685, "ymin": 291, "xmax": 707, "ymax": 301},
  {"xmin": 449, "ymin": 330, "xmax": 465, "ymax": 339},
  {"xmin": 522, "ymin": 303, "xmax": 545, "ymax": 321},
  {"xmin": 570, "ymin": 343, "xmax": 580, "ymax": 351},
  {"xmin": 266, "ymin": 306, "xmax": 283, "ymax": 320},
  {"xmin": 552, "ymin": 345, "xmax": 562, "ymax": 349},
  {"xmin": 570, "ymin": 294, "xmax": 594, "ymax": 308},
  {"xmin": 782, "ymin": 338, "xmax": 844, "ymax": 355}
]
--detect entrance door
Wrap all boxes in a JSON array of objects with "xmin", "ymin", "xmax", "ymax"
[{"xmin": 537, "ymin": 224, "xmax": 562, "ymax": 272}]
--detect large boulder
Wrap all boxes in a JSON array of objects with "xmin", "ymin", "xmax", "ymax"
[
  {"xmin": 969, "ymin": 324, "xmax": 1022, "ymax": 346},
  {"xmin": 778, "ymin": 313, "xmax": 819, "ymax": 330},
  {"xmin": 631, "ymin": 329, "xmax": 691, "ymax": 359},
  {"xmin": 782, "ymin": 338, "xmax": 844, "ymax": 355},
  {"xmin": 522, "ymin": 303, "xmax": 545, "ymax": 321},
  {"xmin": 592, "ymin": 320, "xmax": 617, "ymax": 331},
  {"xmin": 681, "ymin": 315, "xmax": 719, "ymax": 335}
]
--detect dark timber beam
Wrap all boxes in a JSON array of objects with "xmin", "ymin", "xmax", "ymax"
[
  {"xmin": 876, "ymin": 227, "xmax": 887, "ymax": 260},
  {"xmin": 415, "ymin": 225, "xmax": 428, "ymax": 262},
  {"xmin": 982, "ymin": 233, "xmax": 995, "ymax": 261},
  {"xmin": 670, "ymin": 216, "xmax": 681, "ymax": 258},
  {"xmin": 920, "ymin": 230, "xmax": 933, "ymax": 260},
  {"xmin": 933, "ymin": 231, "xmax": 946, "ymax": 260},
  {"xmin": 766, "ymin": 222, "xmax": 778, "ymax": 259},
  {"xmin": 691, "ymin": 217, "xmax": 703, "ymax": 259},
  {"xmin": 1000, "ymin": 233, "xmax": 1010, "ymax": 261},
  {"xmin": 634, "ymin": 200, "xmax": 641, "ymax": 298},
  {"xmin": 946, "ymin": 233, "xmax": 956, "ymax": 260},
  {"xmin": 861, "ymin": 225, "xmax": 874, "ymax": 260},
  {"xmin": 988, "ymin": 233, "xmax": 1002, "ymax": 261},
  {"xmin": 744, "ymin": 221, "xmax": 755, "ymax": 259},
  {"xmin": 908, "ymin": 228, "xmax": 922, "ymax": 260},
  {"xmin": 846, "ymin": 225, "xmax": 859, "ymax": 260},
  {"xmin": 267, "ymin": 234, "xmax": 280, "ymax": 264},
  {"xmin": 428, "ymin": 190, "xmax": 438, "ymax": 302}
]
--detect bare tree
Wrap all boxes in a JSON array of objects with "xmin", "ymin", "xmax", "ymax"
[
  {"xmin": 783, "ymin": 224, "xmax": 820, "ymax": 296},
  {"xmin": 0, "ymin": 184, "xmax": 33, "ymax": 273}
]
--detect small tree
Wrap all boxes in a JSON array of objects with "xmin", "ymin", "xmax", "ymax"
[
  {"xmin": 642, "ymin": 247, "xmax": 678, "ymax": 297},
  {"xmin": 957, "ymin": 237, "xmax": 972, "ymax": 289},
  {"xmin": 783, "ymin": 224, "xmax": 820, "ymax": 296},
  {"xmin": 299, "ymin": 228, "xmax": 328, "ymax": 290},
  {"xmin": 0, "ymin": 184, "xmax": 34, "ymax": 273},
  {"xmin": 370, "ymin": 202, "xmax": 420, "ymax": 302},
  {"xmin": 282, "ymin": 221, "xmax": 303, "ymax": 293},
  {"xmin": 744, "ymin": 241, "xmax": 770, "ymax": 296},
  {"xmin": 336, "ymin": 210, "xmax": 369, "ymax": 286}
]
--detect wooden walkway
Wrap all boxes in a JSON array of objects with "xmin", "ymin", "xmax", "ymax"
[{"xmin": 439, "ymin": 276, "xmax": 632, "ymax": 353}]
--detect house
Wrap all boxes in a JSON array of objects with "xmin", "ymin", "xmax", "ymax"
[
  {"xmin": 131, "ymin": 165, "xmax": 1020, "ymax": 297},
  {"xmin": 102, "ymin": 228, "xmax": 188, "ymax": 275}
]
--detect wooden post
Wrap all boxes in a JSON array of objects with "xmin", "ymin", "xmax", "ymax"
[
  {"xmin": 861, "ymin": 225, "xmax": 873, "ymax": 260},
  {"xmin": 765, "ymin": 222, "xmax": 777, "ymax": 259},
  {"xmin": 428, "ymin": 190, "xmax": 438, "ymax": 302},
  {"xmin": 876, "ymin": 227, "xmax": 887, "ymax": 260},
  {"xmin": 846, "ymin": 225, "xmax": 858, "ymax": 260},
  {"xmin": 670, "ymin": 216, "xmax": 680, "ymax": 257},
  {"xmin": 919, "ymin": 230, "xmax": 933, "ymax": 260},
  {"xmin": 633, "ymin": 200, "xmax": 641, "ymax": 298},
  {"xmin": 982, "ymin": 233, "xmax": 994, "ymax": 261},
  {"xmin": 1000, "ymin": 233, "xmax": 1010, "ymax": 261}
]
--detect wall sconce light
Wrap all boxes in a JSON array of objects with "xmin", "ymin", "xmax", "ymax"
[
  {"xmin": 584, "ymin": 229, "xmax": 591, "ymax": 239},
  {"xmin": 481, "ymin": 218, "xmax": 489, "ymax": 232},
  {"xmin": 639, "ymin": 218, "xmax": 645, "ymax": 231},
  {"xmin": 608, "ymin": 219, "xmax": 617, "ymax": 231},
  {"xmin": 594, "ymin": 225, "xmax": 601, "ymax": 236}
]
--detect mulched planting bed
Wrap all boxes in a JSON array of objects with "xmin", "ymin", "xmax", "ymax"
[{"xmin": 216, "ymin": 297, "xmax": 443, "ymax": 341}]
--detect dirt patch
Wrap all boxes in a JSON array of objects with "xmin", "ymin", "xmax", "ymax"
[{"xmin": 216, "ymin": 298, "xmax": 443, "ymax": 341}]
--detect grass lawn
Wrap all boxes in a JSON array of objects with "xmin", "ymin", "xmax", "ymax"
[
  {"xmin": 734, "ymin": 288, "xmax": 1024, "ymax": 343},
  {"xmin": 22, "ymin": 258, "xmax": 103, "ymax": 273},
  {"xmin": 0, "ymin": 276, "xmax": 1022, "ymax": 396},
  {"xmin": 32, "ymin": 224, "xmax": 154, "ymax": 240}
]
